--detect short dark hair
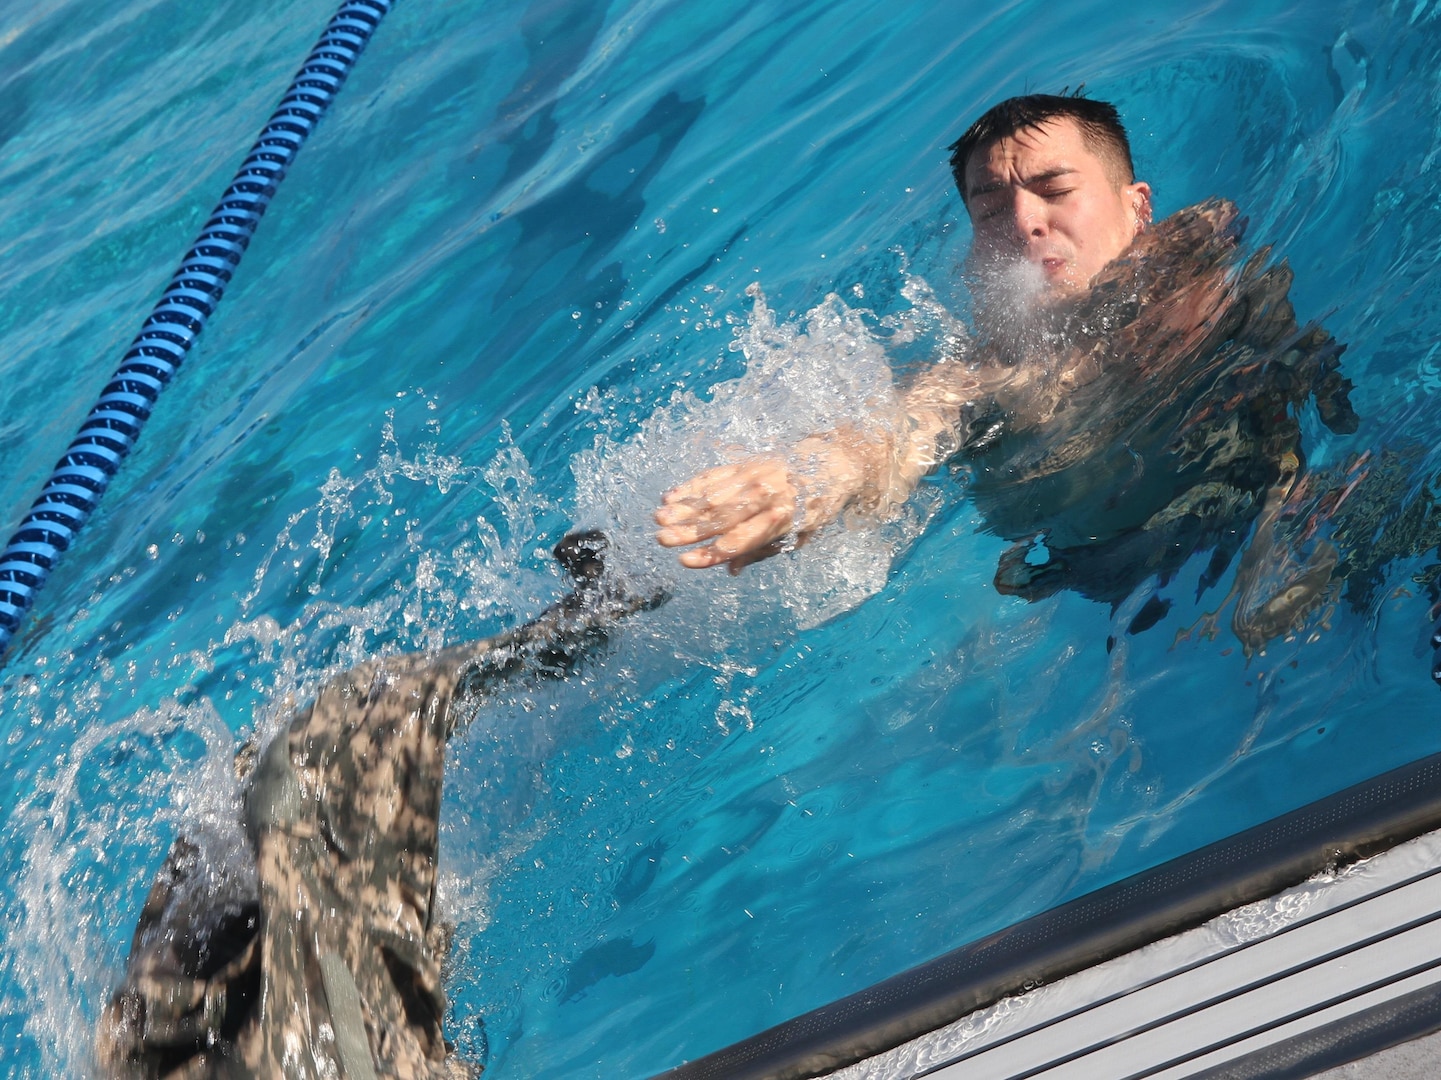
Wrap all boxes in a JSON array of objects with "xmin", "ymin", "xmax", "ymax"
[{"xmin": 948, "ymin": 92, "xmax": 1136, "ymax": 204}]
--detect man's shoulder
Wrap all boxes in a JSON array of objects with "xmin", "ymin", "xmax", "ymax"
[{"xmin": 1129, "ymin": 197, "xmax": 1246, "ymax": 264}]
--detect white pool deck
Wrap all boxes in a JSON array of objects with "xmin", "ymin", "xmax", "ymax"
[{"xmin": 830, "ymin": 829, "xmax": 1441, "ymax": 1080}]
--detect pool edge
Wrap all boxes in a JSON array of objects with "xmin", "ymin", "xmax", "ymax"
[{"xmin": 651, "ymin": 751, "xmax": 1441, "ymax": 1080}]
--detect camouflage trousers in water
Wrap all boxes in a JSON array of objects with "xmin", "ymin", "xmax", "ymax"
[{"xmin": 96, "ymin": 533, "xmax": 658, "ymax": 1078}]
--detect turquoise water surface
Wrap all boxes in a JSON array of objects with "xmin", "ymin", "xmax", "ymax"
[{"xmin": 2, "ymin": 0, "xmax": 1440, "ymax": 1076}]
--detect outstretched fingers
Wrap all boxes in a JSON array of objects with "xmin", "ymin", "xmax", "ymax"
[
  {"xmin": 654, "ymin": 459, "xmax": 798, "ymax": 567},
  {"xmin": 675, "ymin": 503, "xmax": 796, "ymax": 568}
]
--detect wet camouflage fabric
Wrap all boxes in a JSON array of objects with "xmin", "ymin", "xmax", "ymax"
[
  {"xmin": 1227, "ymin": 443, "xmax": 1441, "ymax": 668},
  {"xmin": 97, "ymin": 533, "xmax": 660, "ymax": 1078},
  {"xmin": 951, "ymin": 199, "xmax": 1359, "ymax": 646},
  {"xmin": 1299, "ymin": 446, "xmax": 1441, "ymax": 613}
]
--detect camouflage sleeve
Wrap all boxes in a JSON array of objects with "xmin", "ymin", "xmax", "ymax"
[
  {"xmin": 97, "ymin": 533, "xmax": 654, "ymax": 1078},
  {"xmin": 1226, "ymin": 255, "xmax": 1359, "ymax": 436},
  {"xmin": 96, "ymin": 650, "xmax": 477, "ymax": 1079}
]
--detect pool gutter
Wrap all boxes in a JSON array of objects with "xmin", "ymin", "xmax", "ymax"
[{"xmin": 653, "ymin": 751, "xmax": 1441, "ymax": 1080}]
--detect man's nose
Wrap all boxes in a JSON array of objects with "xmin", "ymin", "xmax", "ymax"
[{"xmin": 1008, "ymin": 191, "xmax": 1047, "ymax": 244}]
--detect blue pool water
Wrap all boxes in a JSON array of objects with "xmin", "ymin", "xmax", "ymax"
[{"xmin": 2, "ymin": 0, "xmax": 1440, "ymax": 1075}]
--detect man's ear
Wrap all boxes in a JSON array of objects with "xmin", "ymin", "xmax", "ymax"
[{"xmin": 1128, "ymin": 181, "xmax": 1153, "ymax": 232}]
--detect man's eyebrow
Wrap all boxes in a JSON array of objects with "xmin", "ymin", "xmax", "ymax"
[{"xmin": 966, "ymin": 166, "xmax": 1079, "ymax": 200}]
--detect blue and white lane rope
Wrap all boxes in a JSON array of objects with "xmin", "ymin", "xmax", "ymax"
[{"xmin": 0, "ymin": 0, "xmax": 395, "ymax": 660}]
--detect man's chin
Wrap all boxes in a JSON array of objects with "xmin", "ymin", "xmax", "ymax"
[{"xmin": 1033, "ymin": 258, "xmax": 1094, "ymax": 299}]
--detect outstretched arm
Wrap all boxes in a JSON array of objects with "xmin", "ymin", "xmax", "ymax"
[{"xmin": 654, "ymin": 358, "xmax": 984, "ymax": 570}]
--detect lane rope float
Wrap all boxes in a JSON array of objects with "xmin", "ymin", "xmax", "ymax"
[{"xmin": 0, "ymin": 0, "xmax": 396, "ymax": 662}]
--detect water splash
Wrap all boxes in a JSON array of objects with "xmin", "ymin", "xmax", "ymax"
[
  {"xmin": 2, "ymin": 272, "xmax": 972, "ymax": 1075},
  {"xmin": 573, "ymin": 282, "xmax": 938, "ymax": 640},
  {"xmin": 1, "ymin": 690, "xmax": 244, "ymax": 1075},
  {"xmin": 0, "ymin": 409, "xmax": 563, "ymax": 1076}
]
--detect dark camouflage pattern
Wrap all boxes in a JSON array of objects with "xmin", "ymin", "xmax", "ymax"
[
  {"xmin": 97, "ymin": 532, "xmax": 662, "ymax": 1078},
  {"xmin": 1298, "ymin": 446, "xmax": 1441, "ymax": 612}
]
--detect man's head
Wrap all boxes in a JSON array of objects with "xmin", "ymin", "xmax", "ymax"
[{"xmin": 950, "ymin": 94, "xmax": 1152, "ymax": 302}]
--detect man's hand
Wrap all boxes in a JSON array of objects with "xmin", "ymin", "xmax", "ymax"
[
  {"xmin": 654, "ymin": 457, "xmax": 801, "ymax": 572},
  {"xmin": 654, "ymin": 425, "xmax": 924, "ymax": 572}
]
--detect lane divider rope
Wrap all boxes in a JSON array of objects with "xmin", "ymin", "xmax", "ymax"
[{"xmin": 0, "ymin": 0, "xmax": 396, "ymax": 661}]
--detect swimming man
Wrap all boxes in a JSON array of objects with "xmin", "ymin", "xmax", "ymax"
[{"xmin": 654, "ymin": 93, "xmax": 1360, "ymax": 652}]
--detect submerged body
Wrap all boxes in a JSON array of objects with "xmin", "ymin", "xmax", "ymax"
[
  {"xmin": 656, "ymin": 197, "xmax": 1358, "ymax": 650},
  {"xmin": 951, "ymin": 198, "xmax": 1357, "ymax": 644},
  {"xmin": 655, "ymin": 100, "xmax": 1372, "ymax": 655},
  {"xmin": 97, "ymin": 534, "xmax": 658, "ymax": 1079}
]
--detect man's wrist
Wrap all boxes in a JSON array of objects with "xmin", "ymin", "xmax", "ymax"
[{"xmin": 788, "ymin": 428, "xmax": 883, "ymax": 528}]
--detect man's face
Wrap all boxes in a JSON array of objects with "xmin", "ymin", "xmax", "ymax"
[{"xmin": 963, "ymin": 117, "xmax": 1151, "ymax": 302}]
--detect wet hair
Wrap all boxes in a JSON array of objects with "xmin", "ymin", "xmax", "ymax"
[{"xmin": 948, "ymin": 92, "xmax": 1136, "ymax": 205}]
